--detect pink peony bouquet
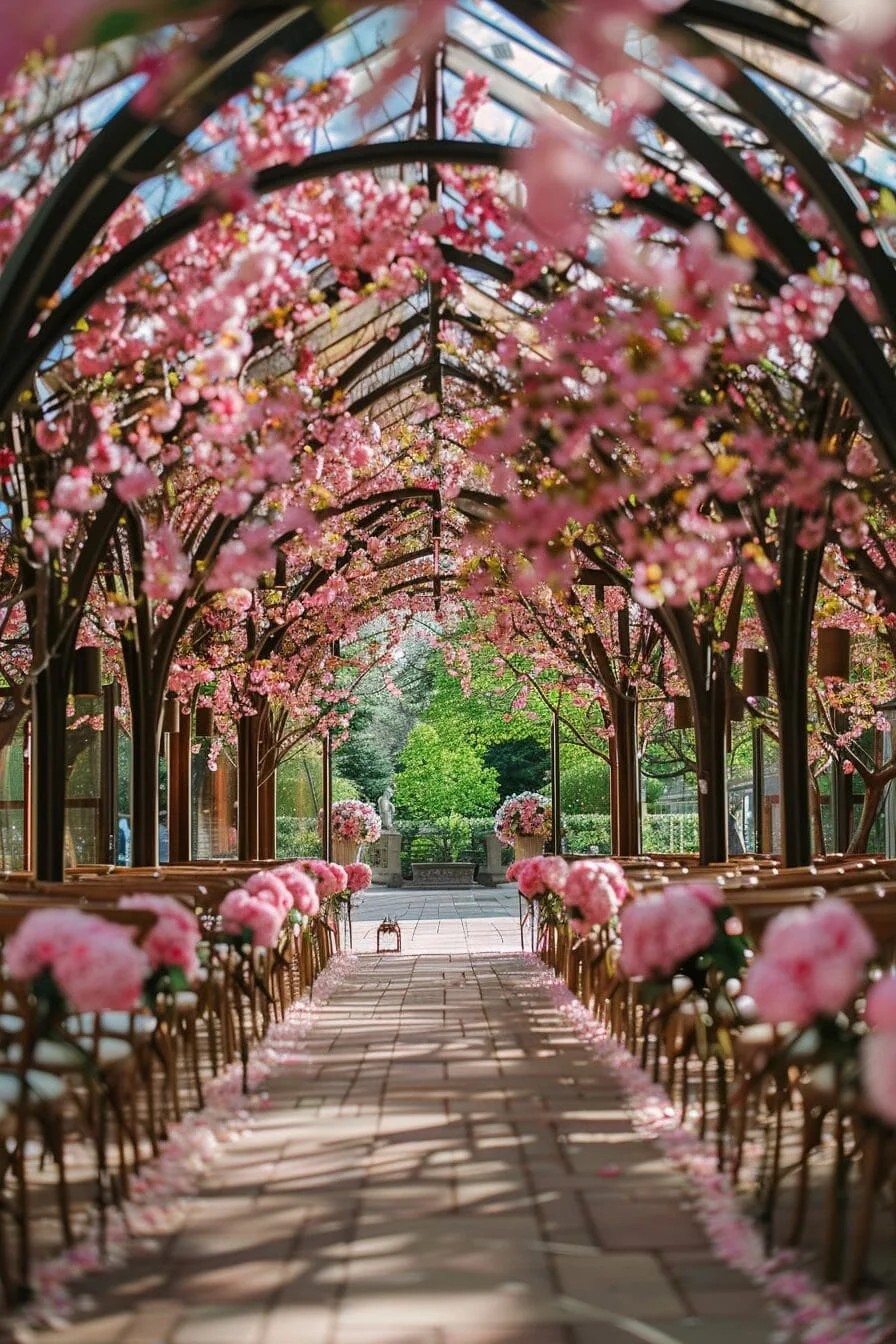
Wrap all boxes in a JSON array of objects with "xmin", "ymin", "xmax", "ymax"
[
  {"xmin": 271, "ymin": 863, "xmax": 320, "ymax": 917},
  {"xmin": 861, "ymin": 975, "xmax": 896, "ymax": 1126},
  {"xmin": 507, "ymin": 854, "xmax": 568, "ymax": 902},
  {"xmin": 746, "ymin": 898, "xmax": 875, "ymax": 1028},
  {"xmin": 331, "ymin": 800, "xmax": 381, "ymax": 845},
  {"xmin": 562, "ymin": 860, "xmax": 622, "ymax": 936},
  {"xmin": 219, "ymin": 888, "xmax": 285, "ymax": 949},
  {"xmin": 118, "ymin": 893, "xmax": 201, "ymax": 983},
  {"xmin": 5, "ymin": 907, "xmax": 151, "ymax": 1015},
  {"xmin": 494, "ymin": 792, "xmax": 552, "ymax": 844},
  {"xmin": 297, "ymin": 858, "xmax": 349, "ymax": 901},
  {"xmin": 618, "ymin": 881, "xmax": 746, "ymax": 986},
  {"xmin": 345, "ymin": 862, "xmax": 373, "ymax": 894},
  {"xmin": 244, "ymin": 869, "xmax": 294, "ymax": 918}
]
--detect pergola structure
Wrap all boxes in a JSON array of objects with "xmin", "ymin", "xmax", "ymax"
[{"xmin": 3, "ymin": 0, "xmax": 896, "ymax": 877}]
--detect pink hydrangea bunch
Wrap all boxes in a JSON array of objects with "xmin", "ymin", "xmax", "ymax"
[
  {"xmin": 508, "ymin": 854, "xmax": 568, "ymax": 902},
  {"xmin": 562, "ymin": 860, "xmax": 620, "ymax": 935},
  {"xmin": 494, "ymin": 792, "xmax": 552, "ymax": 844},
  {"xmin": 619, "ymin": 883, "xmax": 721, "ymax": 980},
  {"xmin": 746, "ymin": 898, "xmax": 876, "ymax": 1028},
  {"xmin": 271, "ymin": 863, "xmax": 320, "ymax": 916},
  {"xmin": 219, "ymin": 888, "xmax": 284, "ymax": 948},
  {"xmin": 344, "ymin": 862, "xmax": 373, "ymax": 893},
  {"xmin": 331, "ymin": 800, "xmax": 381, "ymax": 844},
  {"xmin": 118, "ymin": 893, "xmax": 201, "ymax": 978},
  {"xmin": 244, "ymin": 869, "xmax": 294, "ymax": 917},
  {"xmin": 297, "ymin": 858, "xmax": 348, "ymax": 900},
  {"xmin": 861, "ymin": 975, "xmax": 896, "ymax": 1126},
  {"xmin": 5, "ymin": 907, "xmax": 150, "ymax": 1013}
]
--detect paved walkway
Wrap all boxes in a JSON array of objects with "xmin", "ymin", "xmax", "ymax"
[
  {"xmin": 39, "ymin": 892, "xmax": 773, "ymax": 1344},
  {"xmin": 348, "ymin": 882, "xmax": 527, "ymax": 954}
]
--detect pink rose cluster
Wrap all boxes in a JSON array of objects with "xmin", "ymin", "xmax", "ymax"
[
  {"xmin": 5, "ymin": 908, "xmax": 150, "ymax": 1013},
  {"xmin": 118, "ymin": 893, "xmax": 201, "ymax": 979},
  {"xmin": 331, "ymin": 800, "xmax": 381, "ymax": 845},
  {"xmin": 494, "ymin": 792, "xmax": 552, "ymax": 844},
  {"xmin": 563, "ymin": 859, "xmax": 627, "ymax": 935},
  {"xmin": 861, "ymin": 975, "xmax": 896, "ymax": 1126},
  {"xmin": 746, "ymin": 898, "xmax": 875, "ymax": 1028},
  {"xmin": 507, "ymin": 854, "xmax": 568, "ymax": 901},
  {"xmin": 619, "ymin": 882, "xmax": 722, "ymax": 980},
  {"xmin": 296, "ymin": 858, "xmax": 348, "ymax": 901},
  {"xmin": 345, "ymin": 862, "xmax": 372, "ymax": 894},
  {"xmin": 218, "ymin": 863, "xmax": 320, "ymax": 947}
]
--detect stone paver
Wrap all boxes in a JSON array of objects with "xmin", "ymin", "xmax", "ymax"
[{"xmin": 36, "ymin": 890, "xmax": 773, "ymax": 1344}]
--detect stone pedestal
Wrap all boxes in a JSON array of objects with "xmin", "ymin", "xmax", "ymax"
[
  {"xmin": 369, "ymin": 829, "xmax": 403, "ymax": 887},
  {"xmin": 479, "ymin": 833, "xmax": 508, "ymax": 886}
]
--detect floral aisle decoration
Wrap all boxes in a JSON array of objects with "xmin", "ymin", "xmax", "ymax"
[
  {"xmin": 331, "ymin": 801, "xmax": 381, "ymax": 845},
  {"xmin": 617, "ymin": 882, "xmax": 752, "ymax": 1144},
  {"xmin": 494, "ymin": 791, "xmax": 552, "ymax": 860},
  {"xmin": 330, "ymin": 800, "xmax": 381, "ymax": 866},
  {"xmin": 528, "ymin": 960, "xmax": 892, "ymax": 1344},
  {"xmin": 5, "ymin": 908, "xmax": 151, "ymax": 1026},
  {"xmin": 117, "ymin": 894, "xmax": 201, "ymax": 996},
  {"xmin": 11, "ymin": 949, "xmax": 359, "ymax": 1335},
  {"xmin": 344, "ymin": 862, "xmax": 373, "ymax": 895}
]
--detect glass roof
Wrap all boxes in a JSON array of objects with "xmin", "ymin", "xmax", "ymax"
[{"xmin": 9, "ymin": 0, "xmax": 896, "ymax": 448}]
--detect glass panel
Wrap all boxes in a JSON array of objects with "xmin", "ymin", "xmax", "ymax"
[
  {"xmin": 66, "ymin": 695, "xmax": 103, "ymax": 866},
  {"xmin": 191, "ymin": 743, "xmax": 238, "ymax": 860},
  {"xmin": 0, "ymin": 720, "xmax": 26, "ymax": 871},
  {"xmin": 276, "ymin": 742, "xmax": 324, "ymax": 859}
]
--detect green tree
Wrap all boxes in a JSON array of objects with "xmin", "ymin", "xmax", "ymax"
[
  {"xmin": 394, "ymin": 723, "xmax": 499, "ymax": 820},
  {"xmin": 484, "ymin": 736, "xmax": 550, "ymax": 798}
]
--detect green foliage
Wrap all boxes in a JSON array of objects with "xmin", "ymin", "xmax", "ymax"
[
  {"xmin": 484, "ymin": 736, "xmax": 550, "ymax": 798},
  {"xmin": 394, "ymin": 723, "xmax": 499, "ymax": 820},
  {"xmin": 333, "ymin": 717, "xmax": 392, "ymax": 801},
  {"xmin": 558, "ymin": 748, "xmax": 611, "ymax": 813}
]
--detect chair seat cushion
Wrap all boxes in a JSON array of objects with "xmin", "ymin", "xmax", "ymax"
[
  {"xmin": 66, "ymin": 1011, "xmax": 157, "ymax": 1039},
  {"xmin": 0, "ymin": 1068, "xmax": 67, "ymax": 1103}
]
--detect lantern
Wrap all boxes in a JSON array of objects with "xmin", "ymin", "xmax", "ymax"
[
  {"xmin": 817, "ymin": 627, "xmax": 851, "ymax": 681},
  {"xmin": 741, "ymin": 648, "xmax": 769, "ymax": 699},
  {"xmin": 162, "ymin": 694, "xmax": 181, "ymax": 735},
  {"xmin": 376, "ymin": 918, "xmax": 401, "ymax": 953}
]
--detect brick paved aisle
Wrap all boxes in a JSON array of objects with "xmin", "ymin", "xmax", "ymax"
[{"xmin": 41, "ymin": 946, "xmax": 774, "ymax": 1344}]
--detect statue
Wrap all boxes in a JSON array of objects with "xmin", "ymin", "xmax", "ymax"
[{"xmin": 377, "ymin": 783, "xmax": 396, "ymax": 830}]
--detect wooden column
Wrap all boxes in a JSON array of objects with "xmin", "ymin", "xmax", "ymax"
[
  {"xmin": 101, "ymin": 683, "xmax": 120, "ymax": 865},
  {"xmin": 167, "ymin": 708, "xmax": 192, "ymax": 863},
  {"xmin": 550, "ymin": 710, "xmax": 562, "ymax": 854}
]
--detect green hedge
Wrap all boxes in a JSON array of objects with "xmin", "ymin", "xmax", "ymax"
[{"xmin": 275, "ymin": 812, "xmax": 700, "ymax": 863}]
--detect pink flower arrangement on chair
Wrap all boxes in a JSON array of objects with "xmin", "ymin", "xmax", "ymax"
[
  {"xmin": 5, "ymin": 908, "xmax": 150, "ymax": 1013},
  {"xmin": 344, "ymin": 862, "xmax": 373, "ymax": 894},
  {"xmin": 562, "ymin": 860, "xmax": 623, "ymax": 936},
  {"xmin": 861, "ymin": 975, "xmax": 896, "ymax": 1126},
  {"xmin": 296, "ymin": 858, "xmax": 348, "ymax": 901},
  {"xmin": 507, "ymin": 854, "xmax": 568, "ymax": 902},
  {"xmin": 118, "ymin": 893, "xmax": 201, "ymax": 981},
  {"xmin": 271, "ymin": 863, "xmax": 320, "ymax": 917},
  {"xmin": 219, "ymin": 888, "xmax": 284, "ymax": 949},
  {"xmin": 746, "ymin": 898, "xmax": 875, "ymax": 1027},
  {"xmin": 618, "ymin": 882, "xmax": 724, "ymax": 981}
]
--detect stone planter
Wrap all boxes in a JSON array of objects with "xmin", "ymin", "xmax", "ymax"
[
  {"xmin": 332, "ymin": 838, "xmax": 360, "ymax": 868},
  {"xmin": 411, "ymin": 862, "xmax": 476, "ymax": 888},
  {"xmin": 513, "ymin": 834, "xmax": 546, "ymax": 862}
]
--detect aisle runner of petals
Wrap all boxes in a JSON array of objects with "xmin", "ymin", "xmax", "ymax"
[
  {"xmin": 526, "ymin": 959, "xmax": 895, "ymax": 1344},
  {"xmin": 10, "ymin": 952, "xmax": 359, "ymax": 1341}
]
